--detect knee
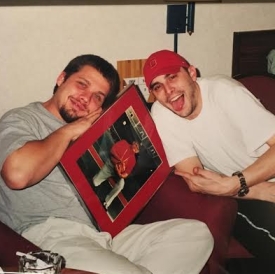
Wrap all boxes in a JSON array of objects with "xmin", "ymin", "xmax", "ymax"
[{"xmin": 162, "ymin": 219, "xmax": 213, "ymax": 241}]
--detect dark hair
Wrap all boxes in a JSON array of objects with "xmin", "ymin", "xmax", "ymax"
[{"xmin": 53, "ymin": 54, "xmax": 120, "ymax": 109}]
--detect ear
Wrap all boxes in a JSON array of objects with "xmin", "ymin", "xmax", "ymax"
[
  {"xmin": 56, "ymin": 72, "xmax": 66, "ymax": 87},
  {"xmin": 188, "ymin": 66, "xmax": 197, "ymax": 81}
]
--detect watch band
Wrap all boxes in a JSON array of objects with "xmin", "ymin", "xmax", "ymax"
[{"xmin": 232, "ymin": 171, "xmax": 249, "ymax": 197}]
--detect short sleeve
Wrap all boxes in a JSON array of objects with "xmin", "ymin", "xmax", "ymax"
[{"xmin": 0, "ymin": 109, "xmax": 38, "ymax": 167}]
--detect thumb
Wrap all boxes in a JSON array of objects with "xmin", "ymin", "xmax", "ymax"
[{"xmin": 193, "ymin": 166, "xmax": 203, "ymax": 175}]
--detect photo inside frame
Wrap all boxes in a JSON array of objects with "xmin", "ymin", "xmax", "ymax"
[{"xmin": 77, "ymin": 106, "xmax": 162, "ymax": 220}]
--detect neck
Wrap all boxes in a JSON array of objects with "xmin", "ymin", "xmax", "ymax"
[{"xmin": 186, "ymin": 83, "xmax": 202, "ymax": 120}]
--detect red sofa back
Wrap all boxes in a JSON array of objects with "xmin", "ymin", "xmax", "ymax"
[
  {"xmin": 238, "ymin": 75, "xmax": 275, "ymax": 114},
  {"xmin": 0, "ymin": 221, "xmax": 40, "ymax": 266}
]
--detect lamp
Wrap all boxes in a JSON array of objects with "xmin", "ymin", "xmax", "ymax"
[{"xmin": 166, "ymin": 2, "xmax": 195, "ymax": 52}]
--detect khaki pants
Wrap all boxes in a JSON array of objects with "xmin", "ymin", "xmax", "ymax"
[{"xmin": 23, "ymin": 217, "xmax": 213, "ymax": 274}]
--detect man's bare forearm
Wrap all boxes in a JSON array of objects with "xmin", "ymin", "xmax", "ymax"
[
  {"xmin": 1, "ymin": 126, "xmax": 73, "ymax": 189},
  {"xmin": 1, "ymin": 109, "xmax": 101, "ymax": 189}
]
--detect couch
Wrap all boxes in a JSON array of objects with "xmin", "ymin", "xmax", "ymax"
[
  {"xmin": 3, "ymin": 74, "xmax": 274, "ymax": 273},
  {"xmin": 0, "ymin": 173, "xmax": 250, "ymax": 274}
]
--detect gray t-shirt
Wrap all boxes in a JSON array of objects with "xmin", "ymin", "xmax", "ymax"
[{"xmin": 0, "ymin": 102, "xmax": 95, "ymax": 234}]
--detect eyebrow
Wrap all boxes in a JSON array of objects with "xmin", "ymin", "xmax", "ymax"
[{"xmin": 150, "ymin": 74, "xmax": 172, "ymax": 89}]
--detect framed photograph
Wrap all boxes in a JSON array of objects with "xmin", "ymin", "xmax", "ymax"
[{"xmin": 60, "ymin": 84, "xmax": 171, "ymax": 237}]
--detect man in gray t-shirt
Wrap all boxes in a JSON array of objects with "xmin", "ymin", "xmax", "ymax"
[
  {"xmin": 0, "ymin": 54, "xmax": 214, "ymax": 274},
  {"xmin": 0, "ymin": 102, "xmax": 94, "ymax": 234},
  {"xmin": 0, "ymin": 55, "xmax": 118, "ymax": 235}
]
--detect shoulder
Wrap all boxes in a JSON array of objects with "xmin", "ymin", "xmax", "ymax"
[
  {"xmin": 1, "ymin": 102, "xmax": 41, "ymax": 121},
  {"xmin": 198, "ymin": 74, "xmax": 244, "ymax": 93},
  {"xmin": 198, "ymin": 75, "xmax": 258, "ymax": 104},
  {"xmin": 1, "ymin": 102, "xmax": 63, "ymax": 127},
  {"xmin": 1, "ymin": 103, "xmax": 66, "ymax": 146}
]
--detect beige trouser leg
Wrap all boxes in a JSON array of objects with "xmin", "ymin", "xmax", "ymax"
[{"xmin": 22, "ymin": 217, "xmax": 213, "ymax": 274}]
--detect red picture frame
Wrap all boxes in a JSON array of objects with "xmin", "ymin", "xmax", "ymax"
[{"xmin": 60, "ymin": 84, "xmax": 171, "ymax": 237}]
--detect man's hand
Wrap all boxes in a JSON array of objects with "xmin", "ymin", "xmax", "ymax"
[
  {"xmin": 175, "ymin": 167, "xmax": 240, "ymax": 196},
  {"xmin": 65, "ymin": 108, "xmax": 102, "ymax": 141}
]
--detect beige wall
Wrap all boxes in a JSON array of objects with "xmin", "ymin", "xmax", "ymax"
[{"xmin": 1, "ymin": 3, "xmax": 275, "ymax": 116}]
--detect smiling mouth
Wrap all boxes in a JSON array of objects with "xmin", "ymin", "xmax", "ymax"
[
  {"xmin": 169, "ymin": 93, "xmax": 184, "ymax": 103},
  {"xmin": 169, "ymin": 93, "xmax": 184, "ymax": 112},
  {"xmin": 70, "ymin": 98, "xmax": 86, "ymax": 112}
]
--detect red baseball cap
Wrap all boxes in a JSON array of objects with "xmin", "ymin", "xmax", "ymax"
[
  {"xmin": 110, "ymin": 140, "xmax": 136, "ymax": 175},
  {"xmin": 143, "ymin": 49, "xmax": 190, "ymax": 88}
]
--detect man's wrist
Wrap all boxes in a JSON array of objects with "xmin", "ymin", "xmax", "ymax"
[{"xmin": 232, "ymin": 171, "xmax": 249, "ymax": 197}]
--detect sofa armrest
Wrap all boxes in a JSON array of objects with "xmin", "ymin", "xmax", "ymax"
[
  {"xmin": 134, "ymin": 173, "xmax": 238, "ymax": 272},
  {"xmin": 0, "ymin": 221, "xmax": 40, "ymax": 267}
]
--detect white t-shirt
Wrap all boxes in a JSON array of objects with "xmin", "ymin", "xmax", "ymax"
[{"xmin": 151, "ymin": 75, "xmax": 275, "ymax": 176}]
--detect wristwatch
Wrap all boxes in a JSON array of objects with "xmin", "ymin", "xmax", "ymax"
[{"xmin": 232, "ymin": 171, "xmax": 249, "ymax": 197}]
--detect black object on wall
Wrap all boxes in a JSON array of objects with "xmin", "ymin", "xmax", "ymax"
[
  {"xmin": 166, "ymin": 5, "xmax": 187, "ymax": 34},
  {"xmin": 166, "ymin": 3, "xmax": 195, "ymax": 53}
]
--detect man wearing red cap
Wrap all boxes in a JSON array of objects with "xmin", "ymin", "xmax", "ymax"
[
  {"xmin": 93, "ymin": 139, "xmax": 139, "ymax": 209},
  {"xmin": 143, "ymin": 49, "xmax": 275, "ymax": 258}
]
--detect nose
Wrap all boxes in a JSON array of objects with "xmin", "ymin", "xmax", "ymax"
[
  {"xmin": 163, "ymin": 82, "xmax": 175, "ymax": 95},
  {"xmin": 79, "ymin": 90, "xmax": 91, "ymax": 105}
]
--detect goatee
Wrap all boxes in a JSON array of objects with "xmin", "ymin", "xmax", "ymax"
[{"xmin": 59, "ymin": 106, "xmax": 78, "ymax": 123}]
